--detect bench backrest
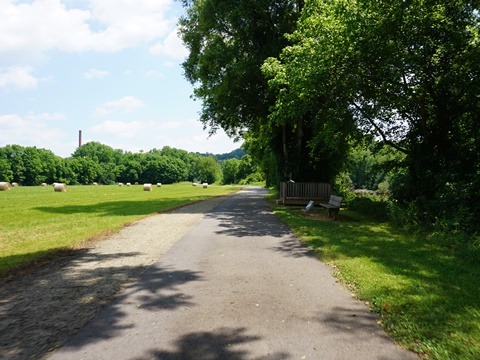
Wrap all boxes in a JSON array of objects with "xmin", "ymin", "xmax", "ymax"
[
  {"xmin": 280, "ymin": 182, "xmax": 332, "ymax": 201},
  {"xmin": 329, "ymin": 195, "xmax": 343, "ymax": 207}
]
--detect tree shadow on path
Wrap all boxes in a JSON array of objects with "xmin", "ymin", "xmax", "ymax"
[
  {"xmin": 0, "ymin": 250, "xmax": 202, "ymax": 360},
  {"xmin": 133, "ymin": 327, "xmax": 290, "ymax": 360}
]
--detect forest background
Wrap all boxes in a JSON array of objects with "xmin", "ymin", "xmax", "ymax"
[{"xmin": 0, "ymin": 142, "xmax": 260, "ymax": 187}]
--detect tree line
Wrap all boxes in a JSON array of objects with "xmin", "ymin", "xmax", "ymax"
[
  {"xmin": 0, "ymin": 143, "xmax": 259, "ymax": 186},
  {"xmin": 179, "ymin": 0, "xmax": 480, "ymax": 238}
]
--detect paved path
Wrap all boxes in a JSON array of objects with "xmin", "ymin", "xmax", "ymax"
[{"xmin": 47, "ymin": 188, "xmax": 417, "ymax": 360}]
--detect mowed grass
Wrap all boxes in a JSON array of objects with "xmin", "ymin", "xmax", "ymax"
[
  {"xmin": 273, "ymin": 206, "xmax": 480, "ymax": 360},
  {"xmin": 0, "ymin": 183, "xmax": 240, "ymax": 277}
]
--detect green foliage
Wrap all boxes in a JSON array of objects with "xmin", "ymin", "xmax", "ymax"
[
  {"xmin": 388, "ymin": 173, "xmax": 480, "ymax": 263},
  {"xmin": 0, "ymin": 145, "xmax": 64, "ymax": 185},
  {"xmin": 221, "ymin": 154, "xmax": 265, "ymax": 185},
  {"xmin": 179, "ymin": 0, "xmax": 317, "ymax": 184},
  {"xmin": 342, "ymin": 140, "xmax": 406, "ymax": 192},
  {"xmin": 347, "ymin": 196, "xmax": 390, "ymax": 222},
  {"xmin": 242, "ymin": 129, "xmax": 281, "ymax": 187},
  {"xmin": 238, "ymin": 171, "xmax": 265, "ymax": 185},
  {"xmin": 179, "ymin": 0, "xmax": 299, "ymax": 135},
  {"xmin": 0, "ymin": 144, "xmax": 244, "ymax": 187},
  {"xmin": 262, "ymin": 0, "xmax": 480, "ymax": 237},
  {"xmin": 141, "ymin": 154, "xmax": 188, "ymax": 184},
  {"xmin": 195, "ymin": 156, "xmax": 221, "ymax": 184},
  {"xmin": 429, "ymin": 176, "xmax": 480, "ymax": 235},
  {"xmin": 64, "ymin": 157, "xmax": 100, "ymax": 185},
  {"xmin": 221, "ymin": 158, "xmax": 240, "ymax": 184},
  {"xmin": 0, "ymin": 158, "xmax": 13, "ymax": 182},
  {"xmin": 72, "ymin": 141, "xmax": 117, "ymax": 164},
  {"xmin": 214, "ymin": 148, "xmax": 247, "ymax": 161}
]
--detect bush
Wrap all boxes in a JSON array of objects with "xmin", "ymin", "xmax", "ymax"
[
  {"xmin": 388, "ymin": 193, "xmax": 480, "ymax": 264},
  {"xmin": 347, "ymin": 196, "xmax": 389, "ymax": 221},
  {"xmin": 387, "ymin": 198, "xmax": 427, "ymax": 231},
  {"xmin": 238, "ymin": 171, "xmax": 264, "ymax": 185}
]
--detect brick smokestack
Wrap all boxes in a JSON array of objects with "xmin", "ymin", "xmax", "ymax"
[{"xmin": 79, "ymin": 130, "xmax": 82, "ymax": 148}]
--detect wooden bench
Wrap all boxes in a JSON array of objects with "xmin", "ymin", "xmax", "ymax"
[
  {"xmin": 318, "ymin": 195, "xmax": 343, "ymax": 219},
  {"xmin": 277, "ymin": 182, "xmax": 332, "ymax": 205}
]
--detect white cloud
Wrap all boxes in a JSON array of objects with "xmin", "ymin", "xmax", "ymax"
[
  {"xmin": 145, "ymin": 70, "xmax": 163, "ymax": 79},
  {"xmin": 84, "ymin": 68, "xmax": 110, "ymax": 79},
  {"xmin": 0, "ymin": 66, "xmax": 39, "ymax": 89},
  {"xmin": 94, "ymin": 96, "xmax": 145, "ymax": 116},
  {"xmin": 149, "ymin": 27, "xmax": 188, "ymax": 60},
  {"xmin": 84, "ymin": 0, "xmax": 174, "ymax": 53},
  {"xmin": 0, "ymin": 112, "xmax": 66, "ymax": 151},
  {"xmin": 162, "ymin": 61, "xmax": 175, "ymax": 67},
  {"xmin": 25, "ymin": 112, "xmax": 65, "ymax": 122},
  {"xmin": 87, "ymin": 118, "xmax": 241, "ymax": 155},
  {"xmin": 0, "ymin": 0, "xmax": 175, "ymax": 64},
  {"xmin": 90, "ymin": 120, "xmax": 153, "ymax": 138}
]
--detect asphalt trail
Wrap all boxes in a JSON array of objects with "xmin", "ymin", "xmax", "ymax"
[{"xmin": 47, "ymin": 187, "xmax": 417, "ymax": 360}]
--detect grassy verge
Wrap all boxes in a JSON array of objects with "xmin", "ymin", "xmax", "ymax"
[
  {"xmin": 272, "ymin": 205, "xmax": 480, "ymax": 359},
  {"xmin": 0, "ymin": 183, "xmax": 240, "ymax": 277}
]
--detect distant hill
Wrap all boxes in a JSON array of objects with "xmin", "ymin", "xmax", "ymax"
[{"xmin": 197, "ymin": 148, "xmax": 246, "ymax": 160}]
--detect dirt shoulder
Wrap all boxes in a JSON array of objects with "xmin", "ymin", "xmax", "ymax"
[{"xmin": 0, "ymin": 196, "xmax": 230, "ymax": 360}]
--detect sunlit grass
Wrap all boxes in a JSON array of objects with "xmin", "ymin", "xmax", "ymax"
[
  {"xmin": 0, "ymin": 183, "xmax": 240, "ymax": 276},
  {"xmin": 273, "ymin": 206, "xmax": 480, "ymax": 359}
]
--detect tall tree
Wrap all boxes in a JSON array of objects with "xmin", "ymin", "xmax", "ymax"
[
  {"xmin": 265, "ymin": 0, "xmax": 479, "ymax": 194},
  {"xmin": 222, "ymin": 158, "xmax": 240, "ymax": 184},
  {"xmin": 72, "ymin": 142, "xmax": 120, "ymax": 184},
  {"xmin": 179, "ymin": 0, "xmax": 309, "ymax": 183},
  {"xmin": 2, "ymin": 145, "xmax": 27, "ymax": 184},
  {"xmin": 0, "ymin": 148, "xmax": 14, "ymax": 183},
  {"xmin": 195, "ymin": 156, "xmax": 221, "ymax": 184}
]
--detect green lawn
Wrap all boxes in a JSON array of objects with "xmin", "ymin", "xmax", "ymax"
[
  {"xmin": 272, "ymin": 206, "xmax": 480, "ymax": 360},
  {"xmin": 0, "ymin": 183, "xmax": 240, "ymax": 276}
]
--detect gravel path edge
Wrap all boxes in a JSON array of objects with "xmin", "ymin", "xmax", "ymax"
[{"xmin": 0, "ymin": 194, "xmax": 235, "ymax": 360}]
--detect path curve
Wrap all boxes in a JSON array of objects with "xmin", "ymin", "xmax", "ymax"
[{"xmin": 46, "ymin": 187, "xmax": 417, "ymax": 360}]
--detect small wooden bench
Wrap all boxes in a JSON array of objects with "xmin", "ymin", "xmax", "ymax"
[{"xmin": 318, "ymin": 195, "xmax": 343, "ymax": 219}]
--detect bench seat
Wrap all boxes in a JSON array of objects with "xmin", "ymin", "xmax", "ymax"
[{"xmin": 318, "ymin": 195, "xmax": 343, "ymax": 219}]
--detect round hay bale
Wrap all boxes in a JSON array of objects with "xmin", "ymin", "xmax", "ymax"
[
  {"xmin": 93, "ymin": 182, "xmax": 98, "ymax": 186},
  {"xmin": 135, "ymin": 182, "xmax": 139, "ymax": 185},
  {"xmin": 12, "ymin": 182, "xmax": 19, "ymax": 187},
  {"xmin": 126, "ymin": 182, "xmax": 131, "ymax": 186},
  {"xmin": 143, "ymin": 183, "xmax": 152, "ymax": 191},
  {"xmin": 41, "ymin": 183, "xmax": 48, "ymax": 187},
  {"xmin": 192, "ymin": 182, "xmax": 197, "ymax": 186},
  {"xmin": 118, "ymin": 182, "xmax": 123, "ymax": 186},
  {"xmin": 0, "ymin": 182, "xmax": 11, "ymax": 191},
  {"xmin": 54, "ymin": 183, "xmax": 67, "ymax": 192},
  {"xmin": 157, "ymin": 183, "xmax": 162, "ymax": 187},
  {"xmin": 202, "ymin": 183, "xmax": 208, "ymax": 188}
]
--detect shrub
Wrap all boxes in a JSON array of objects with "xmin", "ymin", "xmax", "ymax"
[{"xmin": 347, "ymin": 196, "xmax": 389, "ymax": 221}]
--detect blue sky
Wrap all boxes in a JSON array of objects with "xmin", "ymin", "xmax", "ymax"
[{"xmin": 0, "ymin": 0, "xmax": 241, "ymax": 158}]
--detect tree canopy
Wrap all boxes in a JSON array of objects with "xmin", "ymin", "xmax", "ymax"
[
  {"xmin": 266, "ymin": 0, "xmax": 480, "ymax": 201},
  {"xmin": 179, "ymin": 0, "xmax": 480, "ymax": 232}
]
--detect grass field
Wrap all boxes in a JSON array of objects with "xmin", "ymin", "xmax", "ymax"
[
  {"xmin": 0, "ymin": 183, "xmax": 240, "ymax": 277},
  {"xmin": 272, "ymin": 206, "xmax": 480, "ymax": 360}
]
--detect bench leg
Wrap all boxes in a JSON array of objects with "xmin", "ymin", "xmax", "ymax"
[{"xmin": 328, "ymin": 208, "xmax": 340, "ymax": 219}]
